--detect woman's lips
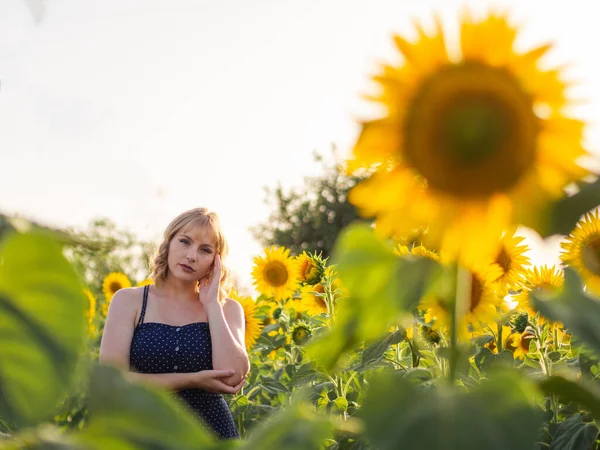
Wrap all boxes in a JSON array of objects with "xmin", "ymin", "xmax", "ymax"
[{"xmin": 179, "ymin": 264, "xmax": 195, "ymax": 272}]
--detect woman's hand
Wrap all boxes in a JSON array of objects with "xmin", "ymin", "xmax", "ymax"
[
  {"xmin": 198, "ymin": 254, "xmax": 222, "ymax": 306},
  {"xmin": 191, "ymin": 369, "xmax": 247, "ymax": 394}
]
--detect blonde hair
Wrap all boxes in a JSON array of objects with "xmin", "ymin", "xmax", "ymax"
[{"xmin": 150, "ymin": 208, "xmax": 233, "ymax": 302}]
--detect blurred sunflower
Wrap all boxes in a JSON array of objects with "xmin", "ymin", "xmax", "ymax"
[
  {"xmin": 83, "ymin": 288, "xmax": 97, "ymax": 336},
  {"xmin": 298, "ymin": 283, "xmax": 328, "ymax": 316},
  {"xmin": 395, "ymin": 244, "xmax": 440, "ymax": 261},
  {"xmin": 136, "ymin": 278, "xmax": 154, "ymax": 287},
  {"xmin": 490, "ymin": 230, "xmax": 530, "ymax": 291},
  {"xmin": 423, "ymin": 263, "xmax": 503, "ymax": 337},
  {"xmin": 252, "ymin": 246, "xmax": 299, "ymax": 300},
  {"xmin": 295, "ymin": 251, "xmax": 325, "ymax": 285},
  {"xmin": 514, "ymin": 265, "xmax": 563, "ymax": 310},
  {"xmin": 230, "ymin": 289, "xmax": 263, "ymax": 351},
  {"xmin": 561, "ymin": 210, "xmax": 600, "ymax": 296},
  {"xmin": 506, "ymin": 329, "xmax": 536, "ymax": 359},
  {"xmin": 347, "ymin": 12, "xmax": 589, "ymax": 262},
  {"xmin": 101, "ymin": 272, "xmax": 131, "ymax": 315}
]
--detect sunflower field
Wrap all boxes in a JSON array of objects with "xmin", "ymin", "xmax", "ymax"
[{"xmin": 2, "ymin": 9, "xmax": 600, "ymax": 450}]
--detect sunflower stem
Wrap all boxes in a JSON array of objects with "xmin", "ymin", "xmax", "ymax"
[{"xmin": 449, "ymin": 266, "xmax": 470, "ymax": 384}]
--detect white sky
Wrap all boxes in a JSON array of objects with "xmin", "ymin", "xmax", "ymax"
[{"xmin": 1, "ymin": 0, "xmax": 599, "ymax": 292}]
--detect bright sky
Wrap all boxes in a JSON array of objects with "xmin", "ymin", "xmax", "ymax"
[{"xmin": 2, "ymin": 0, "xmax": 599, "ymax": 292}]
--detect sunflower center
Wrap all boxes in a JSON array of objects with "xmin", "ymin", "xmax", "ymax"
[
  {"xmin": 470, "ymin": 274, "xmax": 484, "ymax": 312},
  {"xmin": 583, "ymin": 237, "xmax": 600, "ymax": 275},
  {"xmin": 109, "ymin": 282, "xmax": 122, "ymax": 294},
  {"xmin": 263, "ymin": 261, "xmax": 289, "ymax": 287},
  {"xmin": 495, "ymin": 246, "xmax": 512, "ymax": 274},
  {"xmin": 405, "ymin": 62, "xmax": 538, "ymax": 197}
]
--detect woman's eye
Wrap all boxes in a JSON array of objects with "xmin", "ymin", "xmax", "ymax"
[
  {"xmin": 179, "ymin": 239, "xmax": 190, "ymax": 245},
  {"xmin": 201, "ymin": 248, "xmax": 212, "ymax": 254}
]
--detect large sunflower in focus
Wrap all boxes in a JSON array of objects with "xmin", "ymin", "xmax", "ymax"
[
  {"xmin": 348, "ymin": 12, "xmax": 589, "ymax": 262},
  {"xmin": 230, "ymin": 289, "xmax": 263, "ymax": 351},
  {"xmin": 561, "ymin": 210, "xmax": 600, "ymax": 296},
  {"xmin": 252, "ymin": 246, "xmax": 299, "ymax": 300}
]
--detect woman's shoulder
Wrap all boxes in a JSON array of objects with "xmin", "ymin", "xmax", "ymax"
[{"xmin": 109, "ymin": 286, "xmax": 145, "ymax": 310}]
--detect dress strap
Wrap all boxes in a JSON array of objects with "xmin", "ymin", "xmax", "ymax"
[{"xmin": 137, "ymin": 285, "xmax": 149, "ymax": 327}]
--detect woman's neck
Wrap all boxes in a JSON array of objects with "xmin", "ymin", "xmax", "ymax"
[{"xmin": 156, "ymin": 276, "xmax": 198, "ymax": 304}]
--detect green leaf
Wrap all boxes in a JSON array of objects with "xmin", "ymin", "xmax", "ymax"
[
  {"xmin": 402, "ymin": 368, "xmax": 433, "ymax": 385},
  {"xmin": 77, "ymin": 364, "xmax": 215, "ymax": 449},
  {"xmin": 550, "ymin": 414, "xmax": 599, "ymax": 450},
  {"xmin": 0, "ymin": 231, "xmax": 87, "ymax": 425},
  {"xmin": 333, "ymin": 396, "xmax": 349, "ymax": 412},
  {"xmin": 541, "ymin": 178, "xmax": 600, "ymax": 237},
  {"xmin": 531, "ymin": 269, "xmax": 600, "ymax": 356},
  {"xmin": 539, "ymin": 375, "xmax": 600, "ymax": 421},
  {"xmin": 239, "ymin": 394, "xmax": 333, "ymax": 450},
  {"xmin": 308, "ymin": 224, "xmax": 439, "ymax": 370},
  {"xmin": 361, "ymin": 370, "xmax": 542, "ymax": 450},
  {"xmin": 289, "ymin": 363, "xmax": 320, "ymax": 388},
  {"xmin": 352, "ymin": 329, "xmax": 406, "ymax": 372}
]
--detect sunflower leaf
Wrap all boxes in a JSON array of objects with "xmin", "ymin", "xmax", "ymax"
[
  {"xmin": 0, "ymin": 230, "xmax": 86, "ymax": 426},
  {"xmin": 361, "ymin": 369, "xmax": 541, "ymax": 450},
  {"xmin": 539, "ymin": 375, "xmax": 600, "ymax": 421},
  {"xmin": 549, "ymin": 413, "xmax": 599, "ymax": 450}
]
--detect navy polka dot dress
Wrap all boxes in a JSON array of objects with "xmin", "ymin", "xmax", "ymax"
[{"xmin": 129, "ymin": 286, "xmax": 239, "ymax": 439}]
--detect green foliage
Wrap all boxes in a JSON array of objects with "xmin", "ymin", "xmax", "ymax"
[
  {"xmin": 0, "ymin": 231, "xmax": 87, "ymax": 427},
  {"xmin": 361, "ymin": 370, "xmax": 542, "ymax": 450},
  {"xmin": 307, "ymin": 223, "xmax": 440, "ymax": 371},
  {"xmin": 250, "ymin": 149, "xmax": 367, "ymax": 257},
  {"xmin": 77, "ymin": 364, "xmax": 215, "ymax": 450},
  {"xmin": 549, "ymin": 413, "xmax": 599, "ymax": 450}
]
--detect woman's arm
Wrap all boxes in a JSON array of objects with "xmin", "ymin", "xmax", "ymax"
[{"xmin": 205, "ymin": 299, "xmax": 250, "ymax": 386}]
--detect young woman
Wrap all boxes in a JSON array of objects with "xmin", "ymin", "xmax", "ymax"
[{"xmin": 99, "ymin": 208, "xmax": 249, "ymax": 439}]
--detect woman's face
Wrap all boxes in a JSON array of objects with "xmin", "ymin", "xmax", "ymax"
[{"xmin": 167, "ymin": 225, "xmax": 217, "ymax": 283}]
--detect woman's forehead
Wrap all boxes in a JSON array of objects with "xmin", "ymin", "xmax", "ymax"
[{"xmin": 179, "ymin": 224, "xmax": 217, "ymax": 245}]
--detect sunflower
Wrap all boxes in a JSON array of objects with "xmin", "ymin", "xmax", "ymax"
[
  {"xmin": 561, "ymin": 210, "xmax": 600, "ymax": 296},
  {"xmin": 394, "ymin": 244, "xmax": 440, "ymax": 261},
  {"xmin": 252, "ymin": 246, "xmax": 299, "ymax": 300},
  {"xmin": 83, "ymin": 288, "xmax": 97, "ymax": 336},
  {"xmin": 230, "ymin": 289, "xmax": 264, "ymax": 351},
  {"xmin": 347, "ymin": 12, "xmax": 589, "ymax": 263},
  {"xmin": 514, "ymin": 265, "xmax": 563, "ymax": 310},
  {"xmin": 490, "ymin": 230, "xmax": 530, "ymax": 291},
  {"xmin": 298, "ymin": 284, "xmax": 328, "ymax": 316},
  {"xmin": 295, "ymin": 251, "xmax": 326, "ymax": 285},
  {"xmin": 506, "ymin": 329, "xmax": 537, "ymax": 359},
  {"xmin": 423, "ymin": 263, "xmax": 503, "ymax": 338},
  {"xmin": 101, "ymin": 272, "xmax": 131, "ymax": 316},
  {"xmin": 136, "ymin": 278, "xmax": 154, "ymax": 287}
]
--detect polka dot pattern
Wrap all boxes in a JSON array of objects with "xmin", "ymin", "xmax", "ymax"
[{"xmin": 129, "ymin": 286, "xmax": 239, "ymax": 439}]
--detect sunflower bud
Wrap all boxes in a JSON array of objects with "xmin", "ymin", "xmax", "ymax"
[
  {"xmin": 291, "ymin": 324, "xmax": 312, "ymax": 346},
  {"xmin": 510, "ymin": 311, "xmax": 529, "ymax": 334}
]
